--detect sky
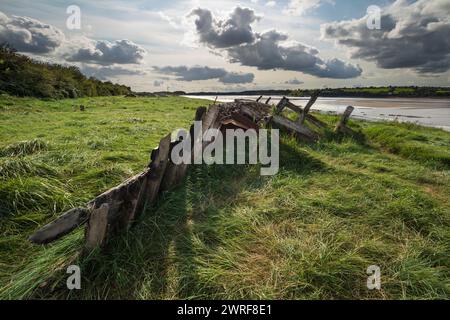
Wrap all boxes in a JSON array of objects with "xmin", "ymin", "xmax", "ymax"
[{"xmin": 0, "ymin": 0, "xmax": 449, "ymax": 92}]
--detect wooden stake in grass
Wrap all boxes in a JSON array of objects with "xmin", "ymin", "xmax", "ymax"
[
  {"xmin": 160, "ymin": 139, "xmax": 183, "ymax": 192},
  {"xmin": 275, "ymin": 97, "xmax": 289, "ymax": 114},
  {"xmin": 271, "ymin": 115, "xmax": 318, "ymax": 141},
  {"xmin": 29, "ymin": 208, "xmax": 89, "ymax": 244},
  {"xmin": 298, "ymin": 91, "xmax": 320, "ymax": 124},
  {"xmin": 85, "ymin": 203, "xmax": 109, "ymax": 250},
  {"xmin": 335, "ymin": 106, "xmax": 355, "ymax": 134},
  {"xmin": 146, "ymin": 134, "xmax": 172, "ymax": 204}
]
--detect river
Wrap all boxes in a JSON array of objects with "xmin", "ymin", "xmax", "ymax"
[{"xmin": 185, "ymin": 95, "xmax": 450, "ymax": 132}]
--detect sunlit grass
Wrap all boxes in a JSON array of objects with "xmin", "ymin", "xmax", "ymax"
[{"xmin": 0, "ymin": 94, "xmax": 449, "ymax": 300}]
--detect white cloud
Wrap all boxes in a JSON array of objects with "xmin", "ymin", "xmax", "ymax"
[{"xmin": 0, "ymin": 10, "xmax": 65, "ymax": 53}]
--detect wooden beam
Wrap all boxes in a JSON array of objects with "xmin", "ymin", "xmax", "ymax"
[
  {"xmin": 298, "ymin": 91, "xmax": 320, "ymax": 124},
  {"xmin": 88, "ymin": 170, "xmax": 149, "ymax": 209},
  {"xmin": 85, "ymin": 203, "xmax": 109, "ymax": 250},
  {"xmin": 306, "ymin": 114, "xmax": 327, "ymax": 128},
  {"xmin": 335, "ymin": 106, "xmax": 355, "ymax": 134},
  {"xmin": 202, "ymin": 104, "xmax": 220, "ymax": 131},
  {"xmin": 285, "ymin": 100, "xmax": 304, "ymax": 114},
  {"xmin": 275, "ymin": 97, "xmax": 289, "ymax": 113},
  {"xmin": 146, "ymin": 134, "xmax": 172, "ymax": 204},
  {"xmin": 271, "ymin": 115, "xmax": 318, "ymax": 141},
  {"xmin": 29, "ymin": 208, "xmax": 89, "ymax": 244},
  {"xmin": 160, "ymin": 140, "xmax": 182, "ymax": 192}
]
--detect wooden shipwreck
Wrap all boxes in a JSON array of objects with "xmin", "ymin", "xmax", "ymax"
[{"xmin": 29, "ymin": 94, "xmax": 355, "ymax": 252}]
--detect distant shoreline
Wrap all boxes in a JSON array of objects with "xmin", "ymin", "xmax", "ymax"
[{"xmin": 186, "ymin": 87, "xmax": 450, "ymax": 99}]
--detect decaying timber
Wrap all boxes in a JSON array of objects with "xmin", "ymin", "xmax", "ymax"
[
  {"xmin": 335, "ymin": 106, "xmax": 355, "ymax": 134},
  {"xmin": 29, "ymin": 93, "xmax": 356, "ymax": 250},
  {"xmin": 29, "ymin": 208, "xmax": 89, "ymax": 244},
  {"xmin": 271, "ymin": 115, "xmax": 318, "ymax": 141}
]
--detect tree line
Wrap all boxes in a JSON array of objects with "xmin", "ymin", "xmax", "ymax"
[{"xmin": 0, "ymin": 45, "xmax": 131, "ymax": 99}]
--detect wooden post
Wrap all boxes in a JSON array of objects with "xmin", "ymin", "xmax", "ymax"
[
  {"xmin": 265, "ymin": 97, "xmax": 272, "ymax": 105},
  {"xmin": 256, "ymin": 96, "xmax": 263, "ymax": 102},
  {"xmin": 284, "ymin": 100, "xmax": 303, "ymax": 114},
  {"xmin": 160, "ymin": 139, "xmax": 182, "ymax": 192},
  {"xmin": 29, "ymin": 208, "xmax": 89, "ymax": 244},
  {"xmin": 298, "ymin": 91, "xmax": 320, "ymax": 124},
  {"xmin": 271, "ymin": 115, "xmax": 318, "ymax": 141},
  {"xmin": 335, "ymin": 106, "xmax": 355, "ymax": 134},
  {"xmin": 306, "ymin": 114, "xmax": 327, "ymax": 129},
  {"xmin": 85, "ymin": 203, "xmax": 109, "ymax": 250},
  {"xmin": 146, "ymin": 134, "xmax": 171, "ymax": 204},
  {"xmin": 276, "ymin": 97, "xmax": 289, "ymax": 113}
]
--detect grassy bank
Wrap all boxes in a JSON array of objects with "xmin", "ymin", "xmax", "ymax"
[{"xmin": 0, "ymin": 95, "xmax": 449, "ymax": 299}]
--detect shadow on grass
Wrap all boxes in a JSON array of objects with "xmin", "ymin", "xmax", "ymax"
[{"xmin": 47, "ymin": 139, "xmax": 328, "ymax": 299}]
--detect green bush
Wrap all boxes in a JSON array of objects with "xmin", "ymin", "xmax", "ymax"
[{"xmin": 0, "ymin": 45, "xmax": 131, "ymax": 99}]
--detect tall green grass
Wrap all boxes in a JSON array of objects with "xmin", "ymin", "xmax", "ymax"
[{"xmin": 0, "ymin": 95, "xmax": 449, "ymax": 299}]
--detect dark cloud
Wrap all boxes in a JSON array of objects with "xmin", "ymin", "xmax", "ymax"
[
  {"xmin": 321, "ymin": 0, "xmax": 450, "ymax": 74},
  {"xmin": 67, "ymin": 39, "xmax": 146, "ymax": 65},
  {"xmin": 80, "ymin": 65, "xmax": 145, "ymax": 80},
  {"xmin": 189, "ymin": 7, "xmax": 362, "ymax": 79},
  {"xmin": 285, "ymin": 78, "xmax": 303, "ymax": 85},
  {"xmin": 153, "ymin": 65, "xmax": 255, "ymax": 84},
  {"xmin": 189, "ymin": 7, "xmax": 259, "ymax": 48},
  {"xmin": 219, "ymin": 72, "xmax": 254, "ymax": 84},
  {"xmin": 0, "ymin": 11, "xmax": 64, "ymax": 53},
  {"xmin": 227, "ymin": 30, "xmax": 362, "ymax": 79}
]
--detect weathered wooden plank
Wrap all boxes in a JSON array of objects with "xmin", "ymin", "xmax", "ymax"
[
  {"xmin": 221, "ymin": 113, "xmax": 260, "ymax": 131},
  {"xmin": 85, "ymin": 203, "xmax": 109, "ymax": 250},
  {"xmin": 285, "ymin": 100, "xmax": 304, "ymax": 114},
  {"xmin": 298, "ymin": 91, "xmax": 320, "ymax": 124},
  {"xmin": 146, "ymin": 134, "xmax": 172, "ymax": 203},
  {"xmin": 29, "ymin": 208, "xmax": 89, "ymax": 244},
  {"xmin": 195, "ymin": 106, "xmax": 207, "ymax": 124},
  {"xmin": 276, "ymin": 97, "xmax": 289, "ymax": 113},
  {"xmin": 271, "ymin": 115, "xmax": 318, "ymax": 141},
  {"xmin": 239, "ymin": 103, "xmax": 272, "ymax": 122},
  {"xmin": 160, "ymin": 140, "xmax": 182, "ymax": 192},
  {"xmin": 126, "ymin": 173, "xmax": 149, "ymax": 223},
  {"xmin": 88, "ymin": 170, "xmax": 148, "ymax": 209},
  {"xmin": 335, "ymin": 106, "xmax": 355, "ymax": 133},
  {"xmin": 203, "ymin": 104, "xmax": 220, "ymax": 131},
  {"xmin": 306, "ymin": 114, "xmax": 327, "ymax": 128}
]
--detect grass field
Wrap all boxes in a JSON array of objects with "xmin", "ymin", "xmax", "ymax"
[{"xmin": 0, "ymin": 94, "xmax": 449, "ymax": 300}]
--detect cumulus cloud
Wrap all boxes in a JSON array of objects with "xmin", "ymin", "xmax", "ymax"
[
  {"xmin": 220, "ymin": 72, "xmax": 255, "ymax": 84},
  {"xmin": 321, "ymin": 0, "xmax": 450, "ymax": 74},
  {"xmin": 80, "ymin": 65, "xmax": 146, "ymax": 80},
  {"xmin": 189, "ymin": 7, "xmax": 361, "ymax": 79},
  {"xmin": 227, "ymin": 30, "xmax": 362, "ymax": 78},
  {"xmin": 153, "ymin": 65, "xmax": 255, "ymax": 84},
  {"xmin": 0, "ymin": 11, "xmax": 64, "ymax": 53},
  {"xmin": 66, "ymin": 39, "xmax": 147, "ymax": 65},
  {"xmin": 189, "ymin": 7, "xmax": 260, "ymax": 48}
]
